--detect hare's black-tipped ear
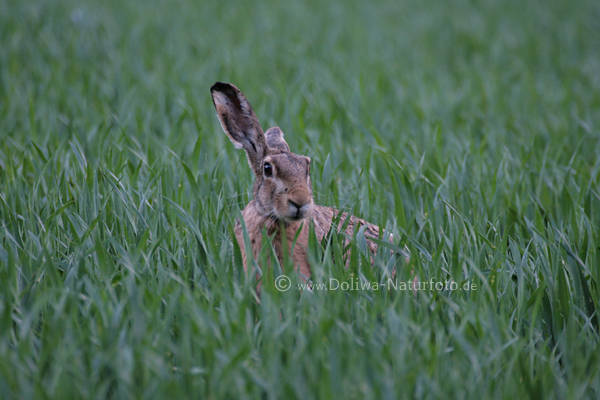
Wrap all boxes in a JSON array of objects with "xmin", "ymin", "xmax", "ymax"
[
  {"xmin": 264, "ymin": 126, "xmax": 290, "ymax": 152},
  {"xmin": 210, "ymin": 82, "xmax": 266, "ymax": 176}
]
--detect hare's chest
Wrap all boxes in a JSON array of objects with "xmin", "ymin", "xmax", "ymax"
[{"xmin": 236, "ymin": 203, "xmax": 311, "ymax": 277}]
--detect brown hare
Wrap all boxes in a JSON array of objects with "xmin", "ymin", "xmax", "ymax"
[{"xmin": 210, "ymin": 82, "xmax": 399, "ymax": 281}]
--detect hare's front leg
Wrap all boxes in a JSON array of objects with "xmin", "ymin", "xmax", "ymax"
[
  {"xmin": 234, "ymin": 221, "xmax": 250, "ymax": 275},
  {"xmin": 282, "ymin": 221, "xmax": 312, "ymax": 280}
]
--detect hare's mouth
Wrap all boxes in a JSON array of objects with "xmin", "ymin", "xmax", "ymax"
[{"xmin": 283, "ymin": 202, "xmax": 312, "ymax": 221}]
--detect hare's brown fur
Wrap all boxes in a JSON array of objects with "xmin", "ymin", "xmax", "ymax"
[{"xmin": 211, "ymin": 82, "xmax": 391, "ymax": 281}]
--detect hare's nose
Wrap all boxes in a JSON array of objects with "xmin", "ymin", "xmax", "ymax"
[
  {"xmin": 288, "ymin": 199, "xmax": 309, "ymax": 218},
  {"xmin": 288, "ymin": 200, "xmax": 301, "ymax": 212}
]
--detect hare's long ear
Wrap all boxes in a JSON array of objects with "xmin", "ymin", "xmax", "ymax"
[
  {"xmin": 265, "ymin": 126, "xmax": 290, "ymax": 152},
  {"xmin": 210, "ymin": 82, "xmax": 267, "ymax": 176}
]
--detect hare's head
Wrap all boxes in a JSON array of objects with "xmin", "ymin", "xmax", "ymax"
[{"xmin": 210, "ymin": 82, "xmax": 313, "ymax": 222}]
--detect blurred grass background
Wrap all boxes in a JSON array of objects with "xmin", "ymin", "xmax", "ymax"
[{"xmin": 1, "ymin": 0, "xmax": 599, "ymax": 398}]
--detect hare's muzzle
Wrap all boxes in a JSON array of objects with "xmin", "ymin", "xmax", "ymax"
[{"xmin": 287, "ymin": 199, "xmax": 312, "ymax": 220}]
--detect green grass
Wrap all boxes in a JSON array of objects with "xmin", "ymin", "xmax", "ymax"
[{"xmin": 1, "ymin": 0, "xmax": 599, "ymax": 398}]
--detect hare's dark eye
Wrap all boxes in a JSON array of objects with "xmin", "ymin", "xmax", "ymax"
[{"xmin": 263, "ymin": 162, "xmax": 273, "ymax": 177}]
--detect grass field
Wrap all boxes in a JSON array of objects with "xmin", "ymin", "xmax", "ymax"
[{"xmin": 1, "ymin": 0, "xmax": 599, "ymax": 398}]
